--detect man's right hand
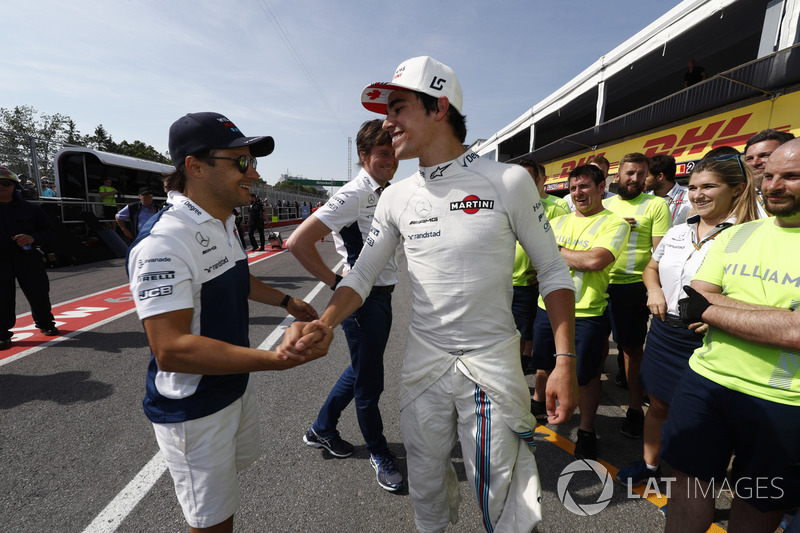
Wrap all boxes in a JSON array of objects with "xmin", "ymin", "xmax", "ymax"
[{"xmin": 276, "ymin": 320, "xmax": 333, "ymax": 362}]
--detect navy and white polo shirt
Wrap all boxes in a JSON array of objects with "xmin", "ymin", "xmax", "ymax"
[
  {"xmin": 127, "ymin": 193, "xmax": 250, "ymax": 424},
  {"xmin": 314, "ymin": 168, "xmax": 398, "ymax": 287}
]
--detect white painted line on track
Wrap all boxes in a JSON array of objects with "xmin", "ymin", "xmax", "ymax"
[
  {"xmin": 82, "ymin": 452, "xmax": 167, "ymax": 533},
  {"xmin": 0, "ymin": 308, "xmax": 138, "ymax": 368},
  {"xmin": 81, "ymin": 264, "xmax": 341, "ymax": 532}
]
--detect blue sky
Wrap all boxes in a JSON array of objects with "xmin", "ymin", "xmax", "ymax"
[{"xmin": 4, "ymin": 0, "xmax": 681, "ymax": 184}]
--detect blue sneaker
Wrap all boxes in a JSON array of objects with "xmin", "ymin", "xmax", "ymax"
[
  {"xmin": 615, "ymin": 459, "xmax": 661, "ymax": 487},
  {"xmin": 303, "ymin": 427, "xmax": 354, "ymax": 458},
  {"xmin": 370, "ymin": 451, "xmax": 403, "ymax": 492}
]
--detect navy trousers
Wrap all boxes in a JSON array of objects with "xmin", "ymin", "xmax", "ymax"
[{"xmin": 312, "ymin": 290, "xmax": 393, "ymax": 455}]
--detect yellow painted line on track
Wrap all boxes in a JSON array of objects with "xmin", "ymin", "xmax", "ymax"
[{"xmin": 534, "ymin": 424, "xmax": 727, "ymax": 532}]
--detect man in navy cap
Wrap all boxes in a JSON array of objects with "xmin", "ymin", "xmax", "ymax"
[
  {"xmin": 115, "ymin": 186, "xmax": 162, "ymax": 240},
  {"xmin": 127, "ymin": 112, "xmax": 328, "ymax": 532}
]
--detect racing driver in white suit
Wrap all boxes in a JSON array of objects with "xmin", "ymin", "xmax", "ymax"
[{"xmin": 284, "ymin": 56, "xmax": 577, "ymax": 533}]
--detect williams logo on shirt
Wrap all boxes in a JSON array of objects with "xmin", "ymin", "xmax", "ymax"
[{"xmin": 450, "ymin": 195, "xmax": 494, "ymax": 214}]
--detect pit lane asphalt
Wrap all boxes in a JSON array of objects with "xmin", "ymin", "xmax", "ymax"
[{"xmin": 1, "ymin": 225, "xmax": 729, "ymax": 532}]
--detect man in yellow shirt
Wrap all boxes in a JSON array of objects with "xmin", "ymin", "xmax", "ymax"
[
  {"xmin": 663, "ymin": 138, "xmax": 800, "ymax": 533},
  {"xmin": 603, "ymin": 153, "xmax": 670, "ymax": 439},
  {"xmin": 532, "ymin": 165, "xmax": 629, "ymax": 458},
  {"xmin": 99, "ymin": 178, "xmax": 118, "ymax": 221}
]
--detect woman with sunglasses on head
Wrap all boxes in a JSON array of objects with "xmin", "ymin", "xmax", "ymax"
[{"xmin": 616, "ymin": 155, "xmax": 760, "ymax": 488}]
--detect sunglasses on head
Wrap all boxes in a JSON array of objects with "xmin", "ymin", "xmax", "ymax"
[
  {"xmin": 207, "ymin": 155, "xmax": 258, "ymax": 174},
  {"xmin": 712, "ymin": 154, "xmax": 747, "ymax": 182},
  {"xmin": 0, "ymin": 180, "xmax": 17, "ymax": 187}
]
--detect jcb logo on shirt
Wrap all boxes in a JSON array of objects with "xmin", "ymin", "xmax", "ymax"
[{"xmin": 139, "ymin": 285, "xmax": 173, "ymax": 301}]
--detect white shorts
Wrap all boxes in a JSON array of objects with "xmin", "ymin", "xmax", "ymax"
[{"xmin": 152, "ymin": 380, "xmax": 260, "ymax": 528}]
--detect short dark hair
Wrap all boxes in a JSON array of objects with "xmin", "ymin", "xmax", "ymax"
[
  {"xmin": 588, "ymin": 155, "xmax": 610, "ymax": 172},
  {"xmin": 516, "ymin": 159, "xmax": 538, "ymax": 178},
  {"xmin": 569, "ymin": 164, "xmax": 605, "ymax": 186},
  {"xmin": 703, "ymin": 145, "xmax": 740, "ymax": 159},
  {"xmin": 619, "ymin": 152, "xmax": 650, "ymax": 170},
  {"xmin": 744, "ymin": 129, "xmax": 795, "ymax": 153},
  {"xmin": 356, "ymin": 119, "xmax": 392, "ymax": 167},
  {"xmin": 649, "ymin": 154, "xmax": 677, "ymax": 182},
  {"xmin": 416, "ymin": 92, "xmax": 467, "ymax": 144}
]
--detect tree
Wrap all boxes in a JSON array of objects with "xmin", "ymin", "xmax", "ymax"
[
  {"xmin": 1, "ymin": 106, "xmax": 171, "ymax": 180},
  {"xmin": 116, "ymin": 140, "xmax": 171, "ymax": 165},
  {"xmin": 273, "ymin": 180, "xmax": 326, "ymax": 197},
  {"xmin": 90, "ymin": 124, "xmax": 117, "ymax": 153},
  {"xmin": 0, "ymin": 105, "xmax": 71, "ymax": 178},
  {"xmin": 65, "ymin": 120, "xmax": 87, "ymax": 146}
]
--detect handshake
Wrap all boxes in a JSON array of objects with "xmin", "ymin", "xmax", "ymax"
[{"xmin": 276, "ymin": 320, "xmax": 335, "ymax": 364}]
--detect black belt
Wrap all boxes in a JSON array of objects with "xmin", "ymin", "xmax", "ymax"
[
  {"xmin": 664, "ymin": 314, "xmax": 687, "ymax": 328},
  {"xmin": 371, "ymin": 285, "xmax": 395, "ymax": 294}
]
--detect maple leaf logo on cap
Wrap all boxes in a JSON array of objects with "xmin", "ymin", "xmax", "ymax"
[{"xmin": 367, "ymin": 89, "xmax": 382, "ymax": 101}]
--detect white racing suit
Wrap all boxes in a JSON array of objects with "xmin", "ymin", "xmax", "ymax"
[{"xmin": 339, "ymin": 150, "xmax": 574, "ymax": 532}]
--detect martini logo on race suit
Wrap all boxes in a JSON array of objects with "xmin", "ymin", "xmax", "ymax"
[{"xmin": 450, "ymin": 195, "xmax": 495, "ymax": 214}]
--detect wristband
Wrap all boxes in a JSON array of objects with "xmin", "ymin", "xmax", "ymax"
[
  {"xmin": 279, "ymin": 294, "xmax": 291, "ymax": 308},
  {"xmin": 331, "ymin": 274, "xmax": 343, "ymax": 291},
  {"xmin": 555, "ymin": 353, "xmax": 578, "ymax": 359}
]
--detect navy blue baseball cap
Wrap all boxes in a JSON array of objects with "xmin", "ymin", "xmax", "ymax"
[{"xmin": 168, "ymin": 112, "xmax": 275, "ymax": 168}]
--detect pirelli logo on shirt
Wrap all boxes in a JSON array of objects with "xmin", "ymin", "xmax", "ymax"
[
  {"xmin": 137, "ymin": 271, "xmax": 175, "ymax": 282},
  {"xmin": 450, "ymin": 195, "xmax": 494, "ymax": 214}
]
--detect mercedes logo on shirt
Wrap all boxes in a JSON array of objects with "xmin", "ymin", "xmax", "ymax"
[{"xmin": 196, "ymin": 232, "xmax": 210, "ymax": 247}]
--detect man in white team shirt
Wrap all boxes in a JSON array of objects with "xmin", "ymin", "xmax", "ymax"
[
  {"xmin": 644, "ymin": 154, "xmax": 690, "ymax": 226},
  {"xmin": 287, "ymin": 119, "xmax": 404, "ymax": 492},
  {"xmin": 284, "ymin": 56, "xmax": 577, "ymax": 533},
  {"xmin": 128, "ymin": 112, "xmax": 324, "ymax": 532}
]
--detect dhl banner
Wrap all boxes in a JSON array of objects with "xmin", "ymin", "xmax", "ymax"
[{"xmin": 543, "ymin": 90, "xmax": 800, "ymax": 192}]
